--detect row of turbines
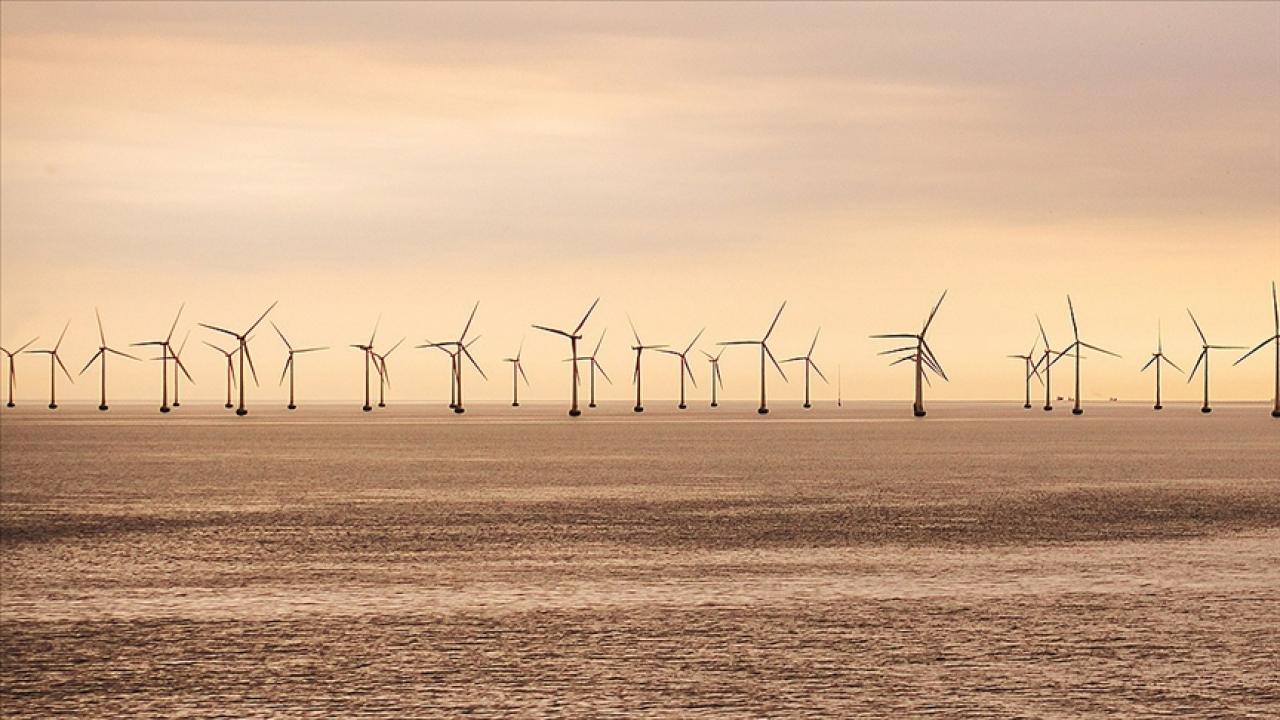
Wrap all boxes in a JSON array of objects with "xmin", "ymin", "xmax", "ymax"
[{"xmin": 2, "ymin": 283, "xmax": 1278, "ymax": 418}]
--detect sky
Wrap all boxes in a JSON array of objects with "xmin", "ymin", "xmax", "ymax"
[{"xmin": 1, "ymin": 1, "xmax": 1277, "ymax": 406}]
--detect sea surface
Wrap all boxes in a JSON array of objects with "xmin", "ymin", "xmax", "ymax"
[{"xmin": 2, "ymin": 402, "xmax": 1278, "ymax": 718}]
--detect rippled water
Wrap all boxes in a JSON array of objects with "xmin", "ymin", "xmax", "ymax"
[{"xmin": 2, "ymin": 402, "xmax": 1278, "ymax": 717}]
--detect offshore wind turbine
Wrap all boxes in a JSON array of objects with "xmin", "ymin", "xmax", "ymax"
[
  {"xmin": 568, "ymin": 331, "xmax": 611, "ymax": 409},
  {"xmin": 871, "ymin": 292, "xmax": 948, "ymax": 417},
  {"xmin": 1031, "ymin": 315, "xmax": 1069, "ymax": 412},
  {"xmin": 26, "ymin": 321, "xmax": 73, "ymax": 410},
  {"xmin": 1140, "ymin": 322, "xmax": 1182, "ymax": 411},
  {"xmin": 132, "ymin": 304, "xmax": 185, "ymax": 413},
  {"xmin": 199, "ymin": 302, "xmax": 277, "ymax": 416},
  {"xmin": 420, "ymin": 302, "xmax": 485, "ymax": 414},
  {"xmin": 79, "ymin": 309, "xmax": 140, "ymax": 411},
  {"xmin": 1006, "ymin": 334, "xmax": 1042, "ymax": 409},
  {"xmin": 1061, "ymin": 295, "xmax": 1120, "ymax": 415},
  {"xmin": 503, "ymin": 339, "xmax": 530, "ymax": 407},
  {"xmin": 532, "ymin": 298, "xmax": 599, "ymax": 417},
  {"xmin": 351, "ymin": 317, "xmax": 380, "ymax": 412},
  {"xmin": 720, "ymin": 302, "xmax": 788, "ymax": 415},
  {"xmin": 701, "ymin": 349, "xmax": 724, "ymax": 408},
  {"xmin": 1234, "ymin": 281, "xmax": 1280, "ymax": 417},
  {"xmin": 273, "ymin": 322, "xmax": 328, "ymax": 410},
  {"xmin": 204, "ymin": 341, "xmax": 239, "ymax": 409},
  {"xmin": 781, "ymin": 328, "xmax": 828, "ymax": 409},
  {"xmin": 1, "ymin": 336, "xmax": 38, "ymax": 408},
  {"xmin": 371, "ymin": 338, "xmax": 406, "ymax": 409},
  {"xmin": 627, "ymin": 316, "xmax": 667, "ymax": 413},
  {"xmin": 656, "ymin": 328, "xmax": 703, "ymax": 410},
  {"xmin": 1186, "ymin": 309, "xmax": 1244, "ymax": 414}
]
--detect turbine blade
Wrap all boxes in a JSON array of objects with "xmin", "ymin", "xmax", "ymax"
[
  {"xmin": 1164, "ymin": 356, "xmax": 1184, "ymax": 373},
  {"xmin": 518, "ymin": 361, "xmax": 530, "ymax": 386},
  {"xmin": 280, "ymin": 355, "xmax": 292, "ymax": 386},
  {"xmin": 106, "ymin": 348, "xmax": 141, "ymax": 361},
  {"xmin": 763, "ymin": 302, "xmax": 786, "ymax": 341},
  {"xmin": 294, "ymin": 347, "xmax": 328, "ymax": 354},
  {"xmin": 765, "ymin": 344, "xmax": 787, "ymax": 381},
  {"xmin": 458, "ymin": 301, "xmax": 480, "ymax": 343},
  {"xmin": 1079, "ymin": 341, "xmax": 1120, "ymax": 358},
  {"xmin": 95, "ymin": 307, "xmax": 106, "ymax": 346},
  {"xmin": 203, "ymin": 340, "xmax": 228, "ymax": 355},
  {"xmin": 79, "ymin": 349, "xmax": 104, "ymax": 375},
  {"xmin": 592, "ymin": 329, "xmax": 606, "ymax": 358},
  {"xmin": 199, "ymin": 323, "xmax": 239, "ymax": 338},
  {"xmin": 56, "ymin": 353, "xmax": 74, "ymax": 382},
  {"xmin": 921, "ymin": 290, "xmax": 947, "ymax": 335},
  {"xmin": 811, "ymin": 360, "xmax": 829, "ymax": 384},
  {"xmin": 574, "ymin": 297, "xmax": 600, "ymax": 335},
  {"xmin": 877, "ymin": 346, "xmax": 915, "ymax": 356},
  {"xmin": 628, "ymin": 314, "xmax": 642, "ymax": 346},
  {"xmin": 718, "ymin": 340, "xmax": 759, "ymax": 346},
  {"xmin": 369, "ymin": 315, "xmax": 381, "ymax": 347},
  {"xmin": 685, "ymin": 328, "xmax": 705, "ymax": 355},
  {"xmin": 594, "ymin": 359, "xmax": 612, "ymax": 385},
  {"xmin": 1234, "ymin": 336, "xmax": 1276, "ymax": 366},
  {"xmin": 1036, "ymin": 314, "xmax": 1050, "ymax": 348},
  {"xmin": 532, "ymin": 324, "xmax": 572, "ymax": 339},
  {"xmin": 1187, "ymin": 349, "xmax": 1205, "ymax": 382},
  {"xmin": 172, "ymin": 351, "xmax": 194, "ymax": 383},
  {"xmin": 715, "ymin": 364, "xmax": 724, "ymax": 389},
  {"xmin": 683, "ymin": 358, "xmax": 698, "ymax": 387},
  {"xmin": 1140, "ymin": 355, "xmax": 1156, "ymax": 373},
  {"xmin": 244, "ymin": 301, "xmax": 278, "ymax": 336},
  {"xmin": 166, "ymin": 303, "xmax": 184, "ymax": 343},
  {"xmin": 870, "ymin": 334, "xmax": 917, "ymax": 339},
  {"xmin": 1067, "ymin": 294, "xmax": 1078, "ymax": 339},
  {"xmin": 271, "ymin": 321, "xmax": 292, "ymax": 350},
  {"xmin": 244, "ymin": 342, "xmax": 259, "ymax": 386},
  {"xmin": 462, "ymin": 347, "xmax": 487, "ymax": 380},
  {"xmin": 54, "ymin": 320, "xmax": 71, "ymax": 352},
  {"xmin": 808, "ymin": 327, "xmax": 820, "ymax": 356},
  {"xmin": 384, "ymin": 337, "xmax": 405, "ymax": 358},
  {"xmin": 1187, "ymin": 308, "xmax": 1207, "ymax": 345}
]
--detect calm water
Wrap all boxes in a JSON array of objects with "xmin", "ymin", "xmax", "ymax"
[{"xmin": 2, "ymin": 402, "xmax": 1278, "ymax": 717}]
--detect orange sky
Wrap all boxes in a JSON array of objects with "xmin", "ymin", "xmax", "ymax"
[{"xmin": 1, "ymin": 2, "xmax": 1277, "ymax": 405}]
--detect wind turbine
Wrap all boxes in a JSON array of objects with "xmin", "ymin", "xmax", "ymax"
[
  {"xmin": 532, "ymin": 298, "xmax": 600, "ymax": 417},
  {"xmin": 351, "ymin": 317, "xmax": 380, "ymax": 412},
  {"xmin": 199, "ymin": 302, "xmax": 277, "ymax": 416},
  {"xmin": 656, "ymin": 328, "xmax": 703, "ymax": 410},
  {"xmin": 420, "ymin": 302, "xmax": 485, "ymax": 414},
  {"xmin": 1031, "ymin": 315, "xmax": 1070, "ymax": 411},
  {"xmin": 871, "ymin": 292, "xmax": 948, "ymax": 417},
  {"xmin": 1060, "ymin": 295, "xmax": 1120, "ymax": 415},
  {"xmin": 781, "ymin": 328, "xmax": 828, "ymax": 409},
  {"xmin": 170, "ymin": 330, "xmax": 193, "ymax": 409},
  {"xmin": 204, "ymin": 341, "xmax": 239, "ymax": 409},
  {"xmin": 273, "ymin": 322, "xmax": 328, "ymax": 410},
  {"xmin": 1234, "ymin": 281, "xmax": 1280, "ymax": 417},
  {"xmin": 503, "ymin": 339, "xmax": 530, "ymax": 407},
  {"xmin": 627, "ymin": 316, "xmax": 667, "ymax": 413},
  {"xmin": 701, "ymin": 349, "xmax": 724, "ymax": 408},
  {"xmin": 79, "ymin": 309, "xmax": 140, "ymax": 411},
  {"xmin": 837, "ymin": 365, "xmax": 842, "ymax": 408},
  {"xmin": 720, "ymin": 302, "xmax": 788, "ymax": 415},
  {"xmin": 1, "ymin": 336, "xmax": 38, "ymax": 408},
  {"xmin": 1006, "ymin": 334, "xmax": 1042, "ymax": 409},
  {"xmin": 1186, "ymin": 309, "xmax": 1243, "ymax": 414},
  {"xmin": 132, "ymin": 304, "xmax": 186, "ymax": 413},
  {"xmin": 371, "ymin": 338, "xmax": 406, "ymax": 409},
  {"xmin": 1140, "ymin": 322, "xmax": 1182, "ymax": 411},
  {"xmin": 26, "ymin": 321, "xmax": 72, "ymax": 410}
]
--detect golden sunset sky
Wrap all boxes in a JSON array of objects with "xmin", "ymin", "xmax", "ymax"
[{"xmin": 1, "ymin": 2, "xmax": 1277, "ymax": 405}]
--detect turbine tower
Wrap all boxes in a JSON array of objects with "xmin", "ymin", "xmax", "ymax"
[
  {"xmin": 1061, "ymin": 295, "xmax": 1120, "ymax": 415},
  {"xmin": 627, "ymin": 316, "xmax": 667, "ymax": 413},
  {"xmin": 26, "ymin": 321, "xmax": 72, "ymax": 410},
  {"xmin": 204, "ymin": 341, "xmax": 240, "ymax": 409},
  {"xmin": 701, "ymin": 349, "xmax": 724, "ymax": 408},
  {"xmin": 656, "ymin": 328, "xmax": 703, "ymax": 410},
  {"xmin": 1006, "ymin": 334, "xmax": 1042, "ymax": 409},
  {"xmin": 273, "ymin": 321, "xmax": 328, "ymax": 410},
  {"xmin": 79, "ymin": 309, "xmax": 140, "ymax": 411},
  {"xmin": 1140, "ymin": 322, "xmax": 1182, "ymax": 410},
  {"xmin": 503, "ymin": 339, "xmax": 530, "ymax": 407},
  {"xmin": 781, "ymin": 328, "xmax": 828, "ymax": 409},
  {"xmin": 2, "ymin": 336, "xmax": 38, "ymax": 408},
  {"xmin": 199, "ymin": 302, "xmax": 277, "ymax": 416},
  {"xmin": 132, "ymin": 304, "xmax": 185, "ymax": 413},
  {"xmin": 532, "ymin": 298, "xmax": 600, "ymax": 417},
  {"xmin": 719, "ymin": 302, "xmax": 788, "ymax": 415},
  {"xmin": 1234, "ymin": 281, "xmax": 1280, "ymax": 417},
  {"xmin": 1031, "ymin": 315, "xmax": 1068, "ymax": 412},
  {"xmin": 871, "ymin": 291, "xmax": 948, "ymax": 417},
  {"xmin": 1186, "ymin": 309, "xmax": 1243, "ymax": 414}
]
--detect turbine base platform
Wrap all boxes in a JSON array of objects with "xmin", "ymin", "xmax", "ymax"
[
  {"xmin": 512, "ymin": 402, "xmax": 520, "ymax": 407},
  {"xmin": 634, "ymin": 406, "xmax": 644, "ymax": 413},
  {"xmin": 1271, "ymin": 409, "xmax": 1280, "ymax": 418},
  {"xmin": 378, "ymin": 402, "xmax": 386, "ymax": 408},
  {"xmin": 5, "ymin": 402, "xmax": 13, "ymax": 408},
  {"xmin": 454, "ymin": 407, "xmax": 465, "ymax": 414},
  {"xmin": 803, "ymin": 403, "xmax": 811, "ymax": 409},
  {"xmin": 1023, "ymin": 403, "xmax": 1032, "ymax": 409},
  {"xmin": 678, "ymin": 403, "xmax": 687, "ymax": 410},
  {"xmin": 1154, "ymin": 404, "xmax": 1163, "ymax": 410},
  {"xmin": 1043, "ymin": 405, "xmax": 1053, "ymax": 411},
  {"xmin": 1201, "ymin": 407, "xmax": 1212, "ymax": 414},
  {"xmin": 588, "ymin": 403, "xmax": 597, "ymax": 408},
  {"xmin": 235, "ymin": 408, "xmax": 248, "ymax": 417},
  {"xmin": 757, "ymin": 407, "xmax": 769, "ymax": 415},
  {"xmin": 160, "ymin": 406, "xmax": 170, "ymax": 413},
  {"xmin": 362, "ymin": 406, "xmax": 372, "ymax": 412},
  {"xmin": 710, "ymin": 402, "xmax": 718, "ymax": 408},
  {"xmin": 287, "ymin": 404, "xmax": 296, "ymax": 410},
  {"xmin": 173, "ymin": 401, "xmax": 181, "ymax": 407},
  {"xmin": 568, "ymin": 408, "xmax": 581, "ymax": 417},
  {"xmin": 48, "ymin": 403, "xmax": 57, "ymax": 410},
  {"xmin": 98, "ymin": 405, "xmax": 108, "ymax": 411},
  {"xmin": 224, "ymin": 403, "xmax": 233, "ymax": 409},
  {"xmin": 913, "ymin": 410, "xmax": 926, "ymax": 417},
  {"xmin": 1072, "ymin": 408, "xmax": 1083, "ymax": 415}
]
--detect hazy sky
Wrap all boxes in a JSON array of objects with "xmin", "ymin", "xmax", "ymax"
[{"xmin": 2, "ymin": 1, "xmax": 1277, "ymax": 405}]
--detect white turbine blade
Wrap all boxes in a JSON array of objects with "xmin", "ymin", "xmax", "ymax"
[
  {"xmin": 518, "ymin": 361, "xmax": 531, "ymax": 386},
  {"xmin": 591, "ymin": 329, "xmax": 605, "ymax": 358},
  {"xmin": 1234, "ymin": 336, "xmax": 1277, "ymax": 366},
  {"xmin": 921, "ymin": 290, "xmax": 947, "ymax": 335},
  {"xmin": 166, "ymin": 303, "xmax": 185, "ymax": 344},
  {"xmin": 808, "ymin": 327, "xmax": 820, "ymax": 356},
  {"xmin": 627, "ymin": 314, "xmax": 643, "ymax": 346},
  {"xmin": 55, "ymin": 353, "xmax": 75, "ymax": 382},
  {"xmin": 877, "ymin": 346, "xmax": 915, "ymax": 356},
  {"xmin": 810, "ymin": 360, "xmax": 829, "ymax": 384},
  {"xmin": 79, "ymin": 349, "xmax": 104, "ymax": 375},
  {"xmin": 53, "ymin": 320, "xmax": 71, "ymax": 352},
  {"xmin": 1140, "ymin": 355, "xmax": 1156, "ymax": 373},
  {"xmin": 684, "ymin": 358, "xmax": 698, "ymax": 387},
  {"xmin": 870, "ymin": 333, "xmax": 916, "ymax": 339},
  {"xmin": 1079, "ymin": 341, "xmax": 1120, "ymax": 358},
  {"xmin": 280, "ymin": 355, "xmax": 292, "ymax": 386},
  {"xmin": 459, "ymin": 301, "xmax": 479, "ymax": 342},
  {"xmin": 685, "ymin": 328, "xmax": 705, "ymax": 355},
  {"xmin": 244, "ymin": 342, "xmax": 259, "ymax": 386},
  {"xmin": 764, "ymin": 344, "xmax": 787, "ymax": 381},
  {"xmin": 271, "ymin": 321, "xmax": 292, "ymax": 350},
  {"xmin": 1164, "ymin": 355, "xmax": 1184, "ymax": 374},
  {"xmin": 1067, "ymin": 294, "xmax": 1078, "ymax": 339},
  {"xmin": 532, "ymin": 324, "xmax": 572, "ymax": 339},
  {"xmin": 106, "ymin": 347, "xmax": 141, "ymax": 361},
  {"xmin": 1036, "ymin": 314, "xmax": 1050, "ymax": 348},
  {"xmin": 1187, "ymin": 349, "xmax": 1206, "ymax": 382},
  {"xmin": 199, "ymin": 323, "xmax": 239, "ymax": 338},
  {"xmin": 384, "ymin": 337, "xmax": 406, "ymax": 358},
  {"xmin": 594, "ymin": 359, "xmax": 612, "ymax": 385},
  {"xmin": 462, "ymin": 347, "xmax": 487, "ymax": 381},
  {"xmin": 244, "ymin": 301, "xmax": 278, "ymax": 336},
  {"xmin": 95, "ymin": 307, "xmax": 106, "ymax": 346},
  {"xmin": 1187, "ymin": 308, "xmax": 1207, "ymax": 345},
  {"xmin": 718, "ymin": 340, "xmax": 758, "ymax": 346},
  {"xmin": 763, "ymin": 302, "xmax": 786, "ymax": 341}
]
